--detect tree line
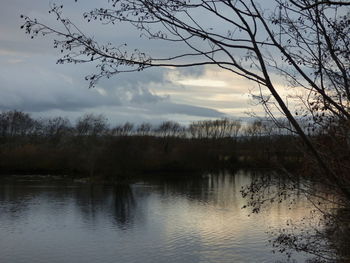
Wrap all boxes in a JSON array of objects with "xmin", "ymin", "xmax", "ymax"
[
  {"xmin": 0, "ymin": 110, "xmax": 300, "ymax": 177},
  {"xmin": 0, "ymin": 110, "xmax": 297, "ymax": 139}
]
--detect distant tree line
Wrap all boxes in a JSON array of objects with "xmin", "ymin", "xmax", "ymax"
[
  {"xmin": 0, "ymin": 110, "xmax": 301, "ymax": 178},
  {"xmin": 0, "ymin": 110, "xmax": 298, "ymax": 138}
]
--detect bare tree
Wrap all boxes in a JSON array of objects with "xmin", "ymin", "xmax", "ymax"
[
  {"xmin": 189, "ymin": 118, "xmax": 241, "ymax": 139},
  {"xmin": 76, "ymin": 113, "xmax": 108, "ymax": 136},
  {"xmin": 136, "ymin": 122, "xmax": 152, "ymax": 136},
  {"xmin": 111, "ymin": 122, "xmax": 134, "ymax": 136},
  {"xmin": 42, "ymin": 116, "xmax": 72, "ymax": 137},
  {"xmin": 0, "ymin": 110, "xmax": 38, "ymax": 137},
  {"xmin": 21, "ymin": 0, "xmax": 350, "ymax": 221},
  {"xmin": 156, "ymin": 121, "xmax": 184, "ymax": 137}
]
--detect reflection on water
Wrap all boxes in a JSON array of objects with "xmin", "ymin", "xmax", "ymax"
[{"xmin": 0, "ymin": 171, "xmax": 314, "ymax": 263}]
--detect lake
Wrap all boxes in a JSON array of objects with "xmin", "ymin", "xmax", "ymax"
[{"xmin": 0, "ymin": 171, "xmax": 315, "ymax": 263}]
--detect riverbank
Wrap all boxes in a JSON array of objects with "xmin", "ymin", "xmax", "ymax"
[
  {"xmin": 0, "ymin": 135, "xmax": 301, "ymax": 179},
  {"xmin": 0, "ymin": 110, "xmax": 302, "ymax": 179}
]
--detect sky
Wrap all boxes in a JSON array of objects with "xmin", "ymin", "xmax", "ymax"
[{"xmin": 0, "ymin": 0, "xmax": 272, "ymax": 125}]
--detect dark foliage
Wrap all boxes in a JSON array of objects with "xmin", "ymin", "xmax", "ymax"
[{"xmin": 0, "ymin": 110, "xmax": 301, "ymax": 178}]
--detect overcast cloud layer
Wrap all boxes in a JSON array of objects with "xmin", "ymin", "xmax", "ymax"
[{"xmin": 0, "ymin": 0, "xmax": 267, "ymax": 125}]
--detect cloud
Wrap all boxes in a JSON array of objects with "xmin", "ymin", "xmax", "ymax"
[
  {"xmin": 7, "ymin": 58, "xmax": 24, "ymax": 64},
  {"xmin": 158, "ymin": 66, "xmax": 257, "ymax": 116},
  {"xmin": 0, "ymin": 52, "xmax": 227, "ymax": 123},
  {"xmin": 177, "ymin": 79, "xmax": 227, "ymax": 88},
  {"xmin": 0, "ymin": 49, "xmax": 26, "ymax": 57},
  {"xmin": 137, "ymin": 101, "xmax": 226, "ymax": 118},
  {"xmin": 0, "ymin": 0, "xmax": 272, "ymax": 123}
]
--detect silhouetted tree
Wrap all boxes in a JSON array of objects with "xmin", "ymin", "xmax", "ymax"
[
  {"xmin": 20, "ymin": 1, "xmax": 350, "ymax": 259},
  {"xmin": 0, "ymin": 110, "xmax": 38, "ymax": 137},
  {"xmin": 156, "ymin": 121, "xmax": 184, "ymax": 137},
  {"xmin": 76, "ymin": 113, "xmax": 108, "ymax": 136},
  {"xmin": 136, "ymin": 122, "xmax": 152, "ymax": 136},
  {"xmin": 41, "ymin": 116, "xmax": 72, "ymax": 143},
  {"xmin": 111, "ymin": 122, "xmax": 134, "ymax": 136},
  {"xmin": 22, "ymin": 1, "xmax": 350, "ymax": 193}
]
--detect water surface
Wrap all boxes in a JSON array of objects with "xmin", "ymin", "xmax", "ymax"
[{"xmin": 0, "ymin": 171, "xmax": 313, "ymax": 263}]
